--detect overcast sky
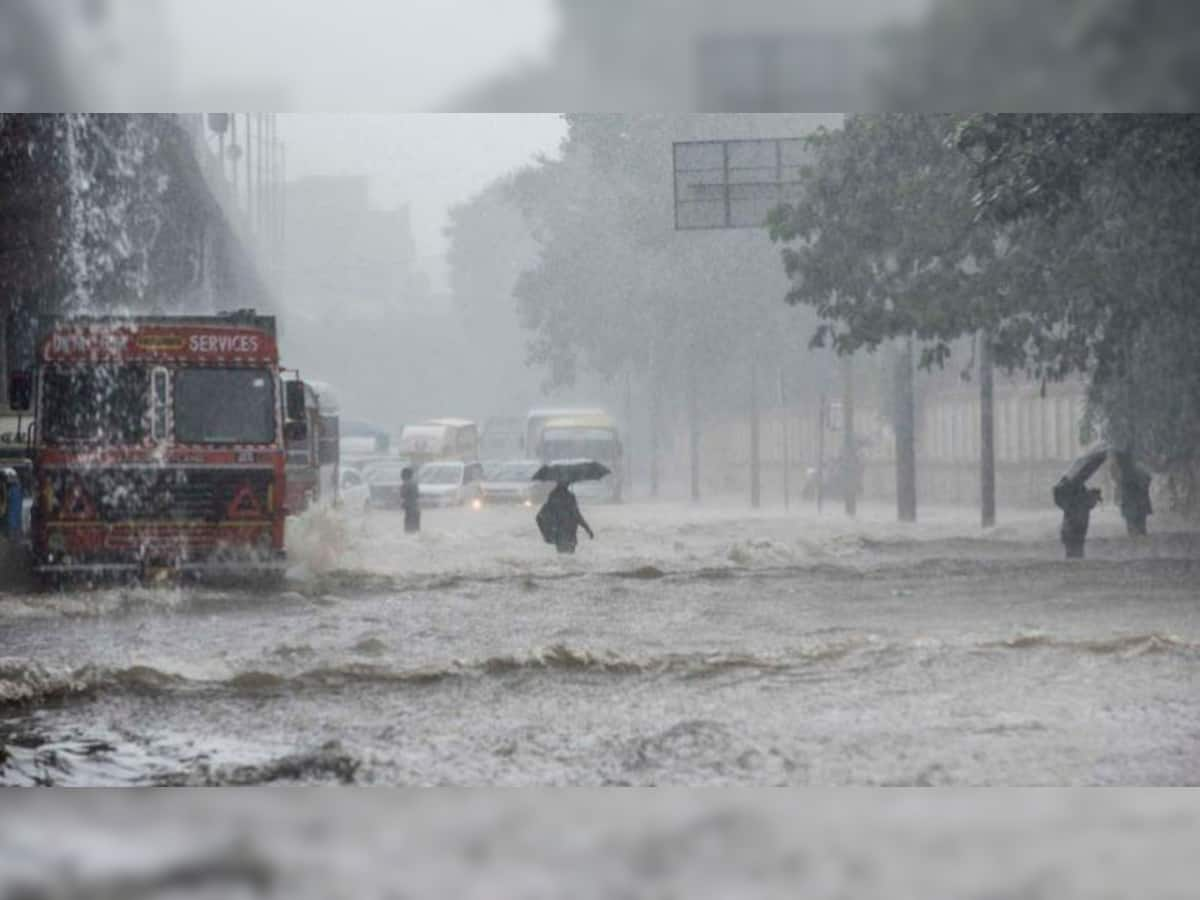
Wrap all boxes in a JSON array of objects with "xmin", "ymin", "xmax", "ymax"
[
  {"xmin": 166, "ymin": 0, "xmax": 556, "ymax": 110},
  {"xmin": 277, "ymin": 115, "xmax": 566, "ymax": 285}
]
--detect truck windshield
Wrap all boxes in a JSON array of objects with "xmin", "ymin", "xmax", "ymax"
[
  {"xmin": 42, "ymin": 366, "xmax": 149, "ymax": 444},
  {"xmin": 174, "ymin": 368, "xmax": 275, "ymax": 445}
]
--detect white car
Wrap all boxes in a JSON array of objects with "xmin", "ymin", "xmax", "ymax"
[
  {"xmin": 481, "ymin": 459, "xmax": 550, "ymax": 507},
  {"xmin": 418, "ymin": 461, "xmax": 485, "ymax": 509}
]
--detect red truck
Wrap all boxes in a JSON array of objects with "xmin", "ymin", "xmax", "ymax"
[{"xmin": 9, "ymin": 310, "xmax": 304, "ymax": 581}]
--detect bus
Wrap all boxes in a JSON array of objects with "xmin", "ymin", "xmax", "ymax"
[
  {"xmin": 524, "ymin": 408, "xmax": 605, "ymax": 460},
  {"xmin": 532, "ymin": 411, "xmax": 624, "ymax": 502}
]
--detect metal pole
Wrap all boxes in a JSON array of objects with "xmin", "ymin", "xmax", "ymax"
[
  {"xmin": 624, "ymin": 367, "xmax": 633, "ymax": 502},
  {"xmin": 750, "ymin": 358, "xmax": 761, "ymax": 509},
  {"xmin": 980, "ymin": 330, "xmax": 996, "ymax": 528},
  {"xmin": 843, "ymin": 354, "xmax": 857, "ymax": 518},
  {"xmin": 244, "ymin": 113, "xmax": 252, "ymax": 222},
  {"xmin": 816, "ymin": 394, "xmax": 825, "ymax": 513},
  {"xmin": 230, "ymin": 113, "xmax": 239, "ymax": 195},
  {"xmin": 779, "ymin": 368, "xmax": 790, "ymax": 511},
  {"xmin": 279, "ymin": 140, "xmax": 287, "ymax": 253},
  {"xmin": 256, "ymin": 113, "xmax": 265, "ymax": 237},
  {"xmin": 688, "ymin": 354, "xmax": 700, "ymax": 503},
  {"xmin": 896, "ymin": 335, "xmax": 917, "ymax": 522},
  {"xmin": 649, "ymin": 344, "xmax": 660, "ymax": 499}
]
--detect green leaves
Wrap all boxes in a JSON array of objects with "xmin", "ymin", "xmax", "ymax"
[{"xmin": 772, "ymin": 112, "xmax": 1200, "ymax": 493}]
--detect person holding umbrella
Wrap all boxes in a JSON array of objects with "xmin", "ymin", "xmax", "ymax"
[
  {"xmin": 1054, "ymin": 445, "xmax": 1107, "ymax": 559},
  {"xmin": 532, "ymin": 460, "xmax": 605, "ymax": 554}
]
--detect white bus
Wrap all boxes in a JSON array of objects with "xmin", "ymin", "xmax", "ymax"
[{"xmin": 533, "ymin": 411, "xmax": 624, "ymax": 502}]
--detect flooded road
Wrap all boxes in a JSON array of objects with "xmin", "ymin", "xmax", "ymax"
[{"xmin": 2, "ymin": 500, "xmax": 1199, "ymax": 786}]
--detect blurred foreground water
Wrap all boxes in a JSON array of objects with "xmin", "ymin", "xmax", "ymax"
[{"xmin": 2, "ymin": 789, "xmax": 1200, "ymax": 898}]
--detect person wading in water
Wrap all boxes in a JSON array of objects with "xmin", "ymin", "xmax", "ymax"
[
  {"xmin": 401, "ymin": 467, "xmax": 420, "ymax": 534},
  {"xmin": 537, "ymin": 478, "xmax": 594, "ymax": 553},
  {"xmin": 1053, "ymin": 477, "xmax": 1101, "ymax": 559}
]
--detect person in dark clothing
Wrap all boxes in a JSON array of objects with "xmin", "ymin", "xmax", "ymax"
[
  {"xmin": 400, "ymin": 467, "xmax": 420, "ymax": 534},
  {"xmin": 536, "ymin": 479, "xmax": 594, "ymax": 553},
  {"xmin": 1053, "ymin": 477, "xmax": 1101, "ymax": 559},
  {"xmin": 1114, "ymin": 451, "xmax": 1152, "ymax": 537}
]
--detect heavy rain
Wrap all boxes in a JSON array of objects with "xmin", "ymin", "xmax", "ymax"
[
  {"xmin": 3, "ymin": 108, "xmax": 1198, "ymax": 788},
  {"xmin": 3, "ymin": 2, "xmax": 1200, "ymax": 897}
]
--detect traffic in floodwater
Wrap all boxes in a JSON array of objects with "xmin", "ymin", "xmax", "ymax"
[{"xmin": 3, "ymin": 498, "xmax": 1198, "ymax": 786}]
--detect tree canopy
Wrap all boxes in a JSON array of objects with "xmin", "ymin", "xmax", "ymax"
[{"xmin": 769, "ymin": 113, "xmax": 1200, "ymax": 504}]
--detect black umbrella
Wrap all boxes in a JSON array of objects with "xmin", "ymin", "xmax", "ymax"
[
  {"xmin": 532, "ymin": 459, "xmax": 611, "ymax": 484},
  {"xmin": 1062, "ymin": 445, "xmax": 1109, "ymax": 487}
]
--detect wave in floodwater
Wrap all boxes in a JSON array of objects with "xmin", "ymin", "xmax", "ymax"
[{"xmin": 4, "ymin": 631, "xmax": 1198, "ymax": 710}]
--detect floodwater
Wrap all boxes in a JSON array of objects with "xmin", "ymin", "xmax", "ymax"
[{"xmin": 2, "ymin": 499, "xmax": 1199, "ymax": 788}]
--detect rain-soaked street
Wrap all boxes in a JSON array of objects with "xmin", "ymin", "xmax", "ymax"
[{"xmin": 3, "ymin": 499, "xmax": 1198, "ymax": 787}]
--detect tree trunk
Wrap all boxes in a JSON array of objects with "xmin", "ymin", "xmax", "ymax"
[
  {"xmin": 842, "ymin": 354, "xmax": 857, "ymax": 518},
  {"xmin": 980, "ymin": 330, "xmax": 996, "ymax": 528},
  {"xmin": 750, "ymin": 359, "xmax": 761, "ymax": 508},
  {"xmin": 895, "ymin": 336, "xmax": 917, "ymax": 522}
]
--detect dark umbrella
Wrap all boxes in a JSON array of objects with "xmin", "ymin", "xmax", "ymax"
[
  {"xmin": 1062, "ymin": 444, "xmax": 1109, "ymax": 487},
  {"xmin": 532, "ymin": 459, "xmax": 611, "ymax": 484}
]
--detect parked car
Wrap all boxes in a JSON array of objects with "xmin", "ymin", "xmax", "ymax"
[
  {"xmin": 418, "ymin": 460, "xmax": 485, "ymax": 508},
  {"xmin": 481, "ymin": 459, "xmax": 549, "ymax": 507},
  {"xmin": 364, "ymin": 461, "xmax": 412, "ymax": 509}
]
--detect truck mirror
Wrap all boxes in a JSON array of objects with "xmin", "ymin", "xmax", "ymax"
[
  {"xmin": 285, "ymin": 380, "xmax": 306, "ymax": 421},
  {"xmin": 8, "ymin": 371, "xmax": 31, "ymax": 412},
  {"xmin": 284, "ymin": 420, "xmax": 308, "ymax": 443}
]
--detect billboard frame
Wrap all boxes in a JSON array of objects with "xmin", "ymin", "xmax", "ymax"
[{"xmin": 672, "ymin": 137, "xmax": 810, "ymax": 231}]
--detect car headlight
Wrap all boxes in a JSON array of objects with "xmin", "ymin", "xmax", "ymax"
[
  {"xmin": 523, "ymin": 498, "xmax": 533, "ymax": 508},
  {"xmin": 471, "ymin": 497, "xmax": 483, "ymax": 511}
]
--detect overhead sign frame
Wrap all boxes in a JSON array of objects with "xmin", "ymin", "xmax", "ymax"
[{"xmin": 672, "ymin": 137, "xmax": 811, "ymax": 231}]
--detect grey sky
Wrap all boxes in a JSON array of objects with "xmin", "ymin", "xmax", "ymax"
[
  {"xmin": 166, "ymin": 0, "xmax": 556, "ymax": 110},
  {"xmin": 278, "ymin": 114, "xmax": 566, "ymax": 286}
]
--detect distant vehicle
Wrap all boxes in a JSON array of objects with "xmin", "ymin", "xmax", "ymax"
[
  {"xmin": 283, "ymin": 377, "xmax": 341, "ymax": 514},
  {"xmin": 339, "ymin": 420, "xmax": 391, "ymax": 467},
  {"xmin": 418, "ymin": 460, "xmax": 485, "ymax": 509},
  {"xmin": 364, "ymin": 461, "xmax": 411, "ymax": 510},
  {"xmin": 525, "ymin": 407, "xmax": 605, "ymax": 460},
  {"xmin": 345, "ymin": 454, "xmax": 396, "ymax": 475},
  {"xmin": 480, "ymin": 416, "xmax": 526, "ymax": 460},
  {"xmin": 400, "ymin": 418, "xmax": 479, "ymax": 467},
  {"xmin": 338, "ymin": 467, "xmax": 370, "ymax": 510},
  {"xmin": 481, "ymin": 459, "xmax": 550, "ymax": 507},
  {"xmin": 536, "ymin": 412, "xmax": 624, "ymax": 502}
]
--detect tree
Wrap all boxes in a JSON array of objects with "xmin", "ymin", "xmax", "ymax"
[
  {"xmin": 955, "ymin": 114, "xmax": 1200, "ymax": 503},
  {"xmin": 510, "ymin": 114, "xmax": 813, "ymax": 502},
  {"xmin": 771, "ymin": 113, "xmax": 1200, "ymax": 514},
  {"xmin": 768, "ymin": 114, "xmax": 993, "ymax": 520},
  {"xmin": 874, "ymin": 0, "xmax": 1200, "ymax": 112}
]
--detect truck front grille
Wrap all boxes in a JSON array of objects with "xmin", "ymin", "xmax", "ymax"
[{"xmin": 49, "ymin": 468, "xmax": 273, "ymax": 522}]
